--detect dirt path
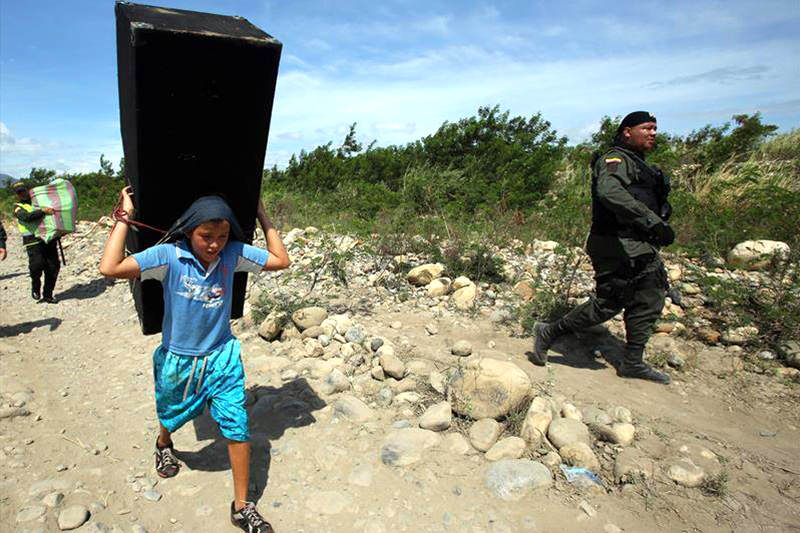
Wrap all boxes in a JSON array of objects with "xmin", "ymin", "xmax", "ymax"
[{"xmin": 2, "ymin": 226, "xmax": 799, "ymax": 533}]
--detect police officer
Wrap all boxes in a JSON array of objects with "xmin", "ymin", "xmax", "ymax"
[
  {"xmin": 12, "ymin": 181, "xmax": 60, "ymax": 303},
  {"xmin": 531, "ymin": 111, "xmax": 674, "ymax": 384}
]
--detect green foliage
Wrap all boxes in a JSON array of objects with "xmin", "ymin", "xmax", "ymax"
[
  {"xmin": 685, "ymin": 113, "xmax": 778, "ymax": 173},
  {"xmin": 420, "ymin": 105, "xmax": 567, "ymax": 211},
  {"xmin": 694, "ymin": 249, "xmax": 800, "ymax": 353},
  {"xmin": 266, "ymin": 105, "xmax": 566, "ymax": 216},
  {"xmin": 701, "ymin": 471, "xmax": 729, "ymax": 498},
  {"xmin": 515, "ymin": 245, "xmax": 585, "ymax": 336},
  {"xmin": 435, "ymin": 241, "xmax": 505, "ymax": 285}
]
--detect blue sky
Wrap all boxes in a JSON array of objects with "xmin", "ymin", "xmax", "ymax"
[{"xmin": 1, "ymin": 0, "xmax": 799, "ymax": 178}]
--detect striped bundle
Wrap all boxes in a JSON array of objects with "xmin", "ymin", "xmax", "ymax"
[{"xmin": 30, "ymin": 179, "xmax": 78, "ymax": 243}]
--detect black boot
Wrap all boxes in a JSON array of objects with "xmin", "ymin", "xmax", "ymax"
[
  {"xmin": 530, "ymin": 320, "xmax": 569, "ymax": 366},
  {"xmin": 618, "ymin": 346, "xmax": 670, "ymax": 384}
]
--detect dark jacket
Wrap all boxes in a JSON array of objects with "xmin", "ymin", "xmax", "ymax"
[
  {"xmin": 587, "ymin": 146, "xmax": 670, "ymax": 273},
  {"xmin": 0, "ymin": 219, "xmax": 7, "ymax": 249}
]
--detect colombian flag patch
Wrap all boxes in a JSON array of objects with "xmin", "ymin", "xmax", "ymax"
[{"xmin": 605, "ymin": 157, "xmax": 622, "ymax": 172}]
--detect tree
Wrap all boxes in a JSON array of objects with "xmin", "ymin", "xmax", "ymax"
[{"xmin": 99, "ymin": 154, "xmax": 114, "ymax": 176}]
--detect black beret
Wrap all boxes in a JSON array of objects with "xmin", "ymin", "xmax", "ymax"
[{"xmin": 619, "ymin": 111, "xmax": 656, "ymax": 131}]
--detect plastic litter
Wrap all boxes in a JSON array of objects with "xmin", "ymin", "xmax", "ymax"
[{"xmin": 560, "ymin": 464, "xmax": 604, "ymax": 487}]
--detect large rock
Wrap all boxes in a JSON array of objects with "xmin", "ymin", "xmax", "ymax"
[
  {"xmin": 451, "ymin": 340, "xmax": 473, "ymax": 357},
  {"xmin": 332, "ymin": 395, "xmax": 374, "ymax": 423},
  {"xmin": 595, "ymin": 423, "xmax": 636, "ymax": 446},
  {"xmin": 258, "ymin": 311, "xmax": 286, "ymax": 341},
  {"xmin": 452, "ymin": 284, "xmax": 478, "ymax": 309},
  {"xmin": 469, "ymin": 418, "xmax": 503, "ymax": 452},
  {"xmin": 291, "ymin": 307, "xmax": 328, "ymax": 331},
  {"xmin": 581, "ymin": 406, "xmax": 612, "ymax": 427},
  {"xmin": 447, "ymin": 358, "xmax": 531, "ymax": 419},
  {"xmin": 485, "ymin": 437, "xmax": 526, "ymax": 461},
  {"xmin": 407, "ymin": 264, "xmax": 445, "ymax": 286},
  {"xmin": 520, "ymin": 397, "xmax": 554, "ymax": 443},
  {"xmin": 547, "ymin": 417, "xmax": 591, "ymax": 449},
  {"xmin": 319, "ymin": 368, "xmax": 351, "ymax": 395},
  {"xmin": 728, "ymin": 240, "xmax": 790, "ymax": 270},
  {"xmin": 58, "ymin": 505, "xmax": 90, "ymax": 530},
  {"xmin": 442, "ymin": 433, "xmax": 472, "ymax": 455},
  {"xmin": 779, "ymin": 340, "xmax": 800, "ymax": 369},
  {"xmin": 614, "ymin": 448, "xmax": 655, "ymax": 483},
  {"xmin": 667, "ymin": 458, "xmax": 705, "ymax": 487},
  {"xmin": 379, "ymin": 347, "xmax": 406, "ymax": 379},
  {"xmin": 485, "ymin": 460, "xmax": 553, "ymax": 501},
  {"xmin": 559, "ymin": 442, "xmax": 600, "ymax": 471},
  {"xmin": 380, "ymin": 428, "xmax": 441, "ymax": 466},
  {"xmin": 426, "ymin": 277, "xmax": 452, "ymax": 297},
  {"xmin": 721, "ymin": 326, "xmax": 759, "ymax": 346},
  {"xmin": 419, "ymin": 402, "xmax": 452, "ymax": 432},
  {"xmin": 452, "ymin": 276, "xmax": 473, "ymax": 290}
]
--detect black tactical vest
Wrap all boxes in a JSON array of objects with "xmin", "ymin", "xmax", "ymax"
[{"xmin": 591, "ymin": 147, "xmax": 662, "ymax": 237}]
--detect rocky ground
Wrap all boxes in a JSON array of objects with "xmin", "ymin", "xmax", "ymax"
[{"xmin": 1, "ymin": 221, "xmax": 799, "ymax": 533}]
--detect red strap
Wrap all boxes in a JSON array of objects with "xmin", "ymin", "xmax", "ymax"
[{"xmin": 111, "ymin": 193, "xmax": 168, "ymax": 235}]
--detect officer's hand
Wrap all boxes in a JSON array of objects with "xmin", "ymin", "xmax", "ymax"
[
  {"xmin": 0, "ymin": 248, "xmax": 6, "ymax": 261},
  {"xmin": 42, "ymin": 207, "xmax": 55, "ymax": 215},
  {"xmin": 651, "ymin": 222, "xmax": 675, "ymax": 247}
]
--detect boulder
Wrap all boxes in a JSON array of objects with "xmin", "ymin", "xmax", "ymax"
[
  {"xmin": 721, "ymin": 326, "xmax": 759, "ymax": 346},
  {"xmin": 728, "ymin": 240, "xmax": 790, "ymax": 270},
  {"xmin": 485, "ymin": 437, "xmax": 526, "ymax": 461},
  {"xmin": 452, "ymin": 276, "xmax": 473, "ymax": 290},
  {"xmin": 291, "ymin": 306, "xmax": 328, "ymax": 331},
  {"xmin": 614, "ymin": 448, "xmax": 655, "ymax": 483},
  {"xmin": 547, "ymin": 417, "xmax": 591, "ymax": 449},
  {"xmin": 442, "ymin": 433, "xmax": 472, "ymax": 455},
  {"xmin": 520, "ymin": 397, "xmax": 554, "ymax": 443},
  {"xmin": 559, "ymin": 442, "xmax": 600, "ymax": 471},
  {"xmin": 469, "ymin": 418, "xmax": 503, "ymax": 452},
  {"xmin": 407, "ymin": 264, "xmax": 445, "ymax": 286},
  {"xmin": 452, "ymin": 284, "xmax": 478, "ymax": 309},
  {"xmin": 258, "ymin": 311, "xmax": 286, "ymax": 341},
  {"xmin": 667, "ymin": 458, "xmax": 705, "ymax": 487},
  {"xmin": 581, "ymin": 406, "xmax": 612, "ymax": 427},
  {"xmin": 332, "ymin": 395, "xmax": 374, "ymax": 423},
  {"xmin": 379, "ymin": 348, "xmax": 406, "ymax": 379},
  {"xmin": 419, "ymin": 402, "xmax": 452, "ymax": 432},
  {"xmin": 447, "ymin": 358, "xmax": 531, "ymax": 419},
  {"xmin": 778, "ymin": 340, "xmax": 800, "ymax": 369},
  {"xmin": 451, "ymin": 340, "xmax": 473, "ymax": 357},
  {"xmin": 426, "ymin": 277, "xmax": 452, "ymax": 297},
  {"xmin": 595, "ymin": 423, "xmax": 635, "ymax": 446},
  {"xmin": 319, "ymin": 368, "xmax": 351, "ymax": 395},
  {"xmin": 485, "ymin": 460, "xmax": 553, "ymax": 501},
  {"xmin": 380, "ymin": 428, "xmax": 441, "ymax": 466}
]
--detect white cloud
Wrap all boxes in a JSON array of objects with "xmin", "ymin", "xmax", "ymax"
[
  {"xmin": 416, "ymin": 15, "xmax": 451, "ymax": 36},
  {"xmin": 264, "ymin": 36, "xmax": 799, "ymax": 166}
]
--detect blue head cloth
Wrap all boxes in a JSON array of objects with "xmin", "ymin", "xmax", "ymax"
[{"xmin": 164, "ymin": 195, "xmax": 246, "ymax": 243}]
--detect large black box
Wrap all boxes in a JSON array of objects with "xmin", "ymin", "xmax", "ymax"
[{"xmin": 115, "ymin": 2, "xmax": 282, "ymax": 334}]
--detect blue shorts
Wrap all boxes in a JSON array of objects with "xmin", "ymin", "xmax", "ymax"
[{"xmin": 153, "ymin": 338, "xmax": 249, "ymax": 442}]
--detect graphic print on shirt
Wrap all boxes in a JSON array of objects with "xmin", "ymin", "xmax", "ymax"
[{"xmin": 176, "ymin": 274, "xmax": 224, "ymax": 309}]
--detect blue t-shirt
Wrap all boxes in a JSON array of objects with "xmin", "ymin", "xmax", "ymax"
[{"xmin": 132, "ymin": 239, "xmax": 269, "ymax": 356}]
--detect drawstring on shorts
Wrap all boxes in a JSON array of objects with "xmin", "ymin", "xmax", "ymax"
[{"xmin": 181, "ymin": 354, "xmax": 209, "ymax": 402}]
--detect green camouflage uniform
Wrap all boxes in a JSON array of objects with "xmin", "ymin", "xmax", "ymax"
[{"xmin": 561, "ymin": 146, "xmax": 670, "ymax": 350}]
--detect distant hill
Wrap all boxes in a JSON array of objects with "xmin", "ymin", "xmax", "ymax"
[{"xmin": 0, "ymin": 173, "xmax": 15, "ymax": 187}]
